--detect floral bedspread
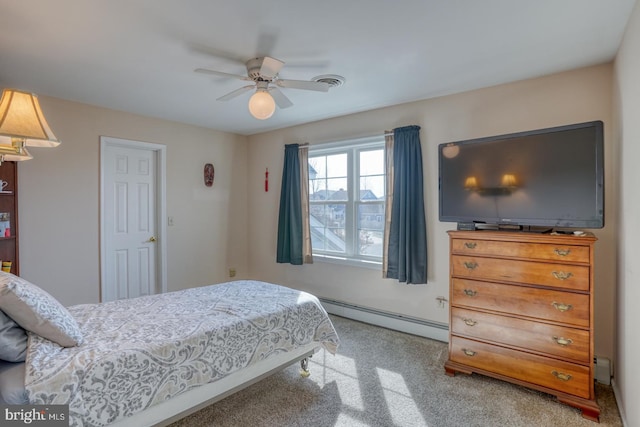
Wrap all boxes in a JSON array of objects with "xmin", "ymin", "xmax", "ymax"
[{"xmin": 25, "ymin": 280, "xmax": 339, "ymax": 427}]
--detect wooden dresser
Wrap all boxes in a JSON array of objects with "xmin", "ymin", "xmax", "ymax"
[{"xmin": 444, "ymin": 230, "xmax": 599, "ymax": 421}]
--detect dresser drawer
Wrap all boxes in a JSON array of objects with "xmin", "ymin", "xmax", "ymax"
[
  {"xmin": 451, "ymin": 307, "xmax": 590, "ymax": 363},
  {"xmin": 451, "ymin": 255, "xmax": 590, "ymax": 291},
  {"xmin": 452, "ymin": 278, "xmax": 590, "ymax": 327},
  {"xmin": 451, "ymin": 238, "xmax": 590, "ymax": 263},
  {"xmin": 450, "ymin": 336, "xmax": 591, "ymax": 399}
]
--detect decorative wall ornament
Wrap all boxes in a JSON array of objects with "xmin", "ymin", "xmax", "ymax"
[{"xmin": 204, "ymin": 163, "xmax": 214, "ymax": 187}]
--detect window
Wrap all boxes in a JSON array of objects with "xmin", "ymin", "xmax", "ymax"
[{"xmin": 308, "ymin": 138, "xmax": 385, "ymax": 263}]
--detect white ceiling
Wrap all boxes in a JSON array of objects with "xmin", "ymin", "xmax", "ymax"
[{"xmin": 0, "ymin": 0, "xmax": 636, "ymax": 136}]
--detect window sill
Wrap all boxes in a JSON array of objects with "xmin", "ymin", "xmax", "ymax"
[{"xmin": 313, "ymin": 254, "xmax": 382, "ymax": 271}]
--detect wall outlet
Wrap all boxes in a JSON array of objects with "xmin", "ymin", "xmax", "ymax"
[
  {"xmin": 436, "ymin": 296, "xmax": 448, "ymax": 308},
  {"xmin": 228, "ymin": 268, "xmax": 236, "ymax": 278}
]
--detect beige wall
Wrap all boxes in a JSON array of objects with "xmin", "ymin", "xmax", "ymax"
[
  {"xmin": 247, "ymin": 64, "xmax": 617, "ymax": 362},
  {"xmin": 613, "ymin": 0, "xmax": 640, "ymax": 424},
  {"xmin": 15, "ymin": 96, "xmax": 249, "ymax": 306}
]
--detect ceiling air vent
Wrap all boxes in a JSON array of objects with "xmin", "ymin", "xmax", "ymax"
[{"xmin": 312, "ymin": 74, "xmax": 346, "ymax": 88}]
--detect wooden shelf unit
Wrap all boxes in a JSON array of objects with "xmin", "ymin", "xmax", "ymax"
[
  {"xmin": 0, "ymin": 161, "xmax": 19, "ymax": 275},
  {"xmin": 444, "ymin": 230, "xmax": 599, "ymax": 422}
]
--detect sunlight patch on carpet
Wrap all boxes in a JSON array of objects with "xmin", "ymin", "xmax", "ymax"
[
  {"xmin": 309, "ymin": 353, "xmax": 364, "ymax": 411},
  {"xmin": 377, "ymin": 367, "xmax": 427, "ymax": 427}
]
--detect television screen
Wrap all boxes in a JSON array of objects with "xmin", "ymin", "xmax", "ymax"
[{"xmin": 438, "ymin": 121, "xmax": 604, "ymax": 230}]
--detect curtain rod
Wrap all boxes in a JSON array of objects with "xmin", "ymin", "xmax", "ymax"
[{"xmin": 296, "ymin": 130, "xmax": 393, "ymax": 148}]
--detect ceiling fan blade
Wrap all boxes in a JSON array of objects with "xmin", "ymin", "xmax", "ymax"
[
  {"xmin": 269, "ymin": 87, "xmax": 293, "ymax": 109},
  {"xmin": 188, "ymin": 43, "xmax": 248, "ymax": 65},
  {"xmin": 282, "ymin": 59, "xmax": 331, "ymax": 69},
  {"xmin": 259, "ymin": 56, "xmax": 285, "ymax": 79},
  {"xmin": 255, "ymin": 30, "xmax": 279, "ymax": 58},
  {"xmin": 195, "ymin": 68, "xmax": 252, "ymax": 81},
  {"xmin": 216, "ymin": 85, "xmax": 255, "ymax": 101},
  {"xmin": 276, "ymin": 79, "xmax": 330, "ymax": 92}
]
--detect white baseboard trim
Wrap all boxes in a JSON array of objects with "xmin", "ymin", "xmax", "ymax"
[
  {"xmin": 319, "ymin": 298, "xmax": 449, "ymax": 343},
  {"xmin": 611, "ymin": 379, "xmax": 628, "ymax": 427}
]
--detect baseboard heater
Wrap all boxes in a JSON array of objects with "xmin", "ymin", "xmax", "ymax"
[{"xmin": 319, "ymin": 297, "xmax": 449, "ymax": 343}]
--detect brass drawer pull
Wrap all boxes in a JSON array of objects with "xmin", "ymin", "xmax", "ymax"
[
  {"xmin": 551, "ymin": 371, "xmax": 572, "ymax": 382},
  {"xmin": 463, "ymin": 261, "xmax": 478, "ymax": 270},
  {"xmin": 552, "ymin": 336, "xmax": 573, "ymax": 346},
  {"xmin": 463, "ymin": 318, "xmax": 477, "ymax": 326},
  {"xmin": 554, "ymin": 248, "xmax": 571, "ymax": 256},
  {"xmin": 551, "ymin": 302, "xmax": 573, "ymax": 312},
  {"xmin": 552, "ymin": 271, "xmax": 573, "ymax": 280},
  {"xmin": 462, "ymin": 348, "xmax": 476, "ymax": 357},
  {"xmin": 464, "ymin": 242, "xmax": 477, "ymax": 249},
  {"xmin": 463, "ymin": 289, "xmax": 478, "ymax": 297}
]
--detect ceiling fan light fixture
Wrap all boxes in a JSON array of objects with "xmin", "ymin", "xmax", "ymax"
[
  {"xmin": 197, "ymin": 55, "xmax": 338, "ymax": 118},
  {"xmin": 248, "ymin": 90, "xmax": 276, "ymax": 120}
]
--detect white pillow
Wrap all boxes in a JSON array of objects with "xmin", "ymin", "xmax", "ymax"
[{"xmin": 0, "ymin": 272, "xmax": 83, "ymax": 347}]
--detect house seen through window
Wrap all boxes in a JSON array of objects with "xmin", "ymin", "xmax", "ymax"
[{"xmin": 308, "ymin": 138, "xmax": 385, "ymax": 263}]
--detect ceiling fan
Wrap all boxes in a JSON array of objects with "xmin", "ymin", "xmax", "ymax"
[{"xmin": 195, "ymin": 56, "xmax": 331, "ymax": 119}]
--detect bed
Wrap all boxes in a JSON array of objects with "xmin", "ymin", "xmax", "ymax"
[{"xmin": 0, "ymin": 274, "xmax": 339, "ymax": 427}]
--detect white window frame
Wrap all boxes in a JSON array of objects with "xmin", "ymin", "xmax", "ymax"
[{"xmin": 308, "ymin": 136, "xmax": 385, "ymax": 268}]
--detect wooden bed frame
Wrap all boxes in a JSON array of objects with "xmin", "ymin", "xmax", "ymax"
[{"xmin": 110, "ymin": 342, "xmax": 320, "ymax": 427}]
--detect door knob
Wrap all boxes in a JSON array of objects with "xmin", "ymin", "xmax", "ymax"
[{"xmin": 148, "ymin": 236, "xmax": 157, "ymax": 242}]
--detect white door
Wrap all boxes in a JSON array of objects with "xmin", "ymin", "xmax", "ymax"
[{"xmin": 100, "ymin": 137, "xmax": 167, "ymax": 302}]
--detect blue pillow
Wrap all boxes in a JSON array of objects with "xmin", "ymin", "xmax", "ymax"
[
  {"xmin": 0, "ymin": 309, "xmax": 27, "ymax": 362},
  {"xmin": 0, "ymin": 361, "xmax": 28, "ymax": 404}
]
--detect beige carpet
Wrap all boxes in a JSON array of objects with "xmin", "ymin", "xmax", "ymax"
[{"xmin": 169, "ymin": 315, "xmax": 622, "ymax": 427}]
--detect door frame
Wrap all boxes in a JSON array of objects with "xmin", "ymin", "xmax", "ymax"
[{"xmin": 99, "ymin": 136, "xmax": 167, "ymax": 302}]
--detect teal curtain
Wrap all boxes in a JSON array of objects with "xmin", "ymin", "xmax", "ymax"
[
  {"xmin": 386, "ymin": 125, "xmax": 428, "ymax": 283},
  {"xmin": 277, "ymin": 144, "xmax": 303, "ymax": 264}
]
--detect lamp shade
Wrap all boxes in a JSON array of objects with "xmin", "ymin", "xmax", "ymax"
[
  {"xmin": 501, "ymin": 174, "xmax": 517, "ymax": 188},
  {"xmin": 0, "ymin": 89, "xmax": 60, "ymax": 147},
  {"xmin": 248, "ymin": 90, "xmax": 276, "ymax": 120},
  {"xmin": 464, "ymin": 176, "xmax": 478, "ymax": 190}
]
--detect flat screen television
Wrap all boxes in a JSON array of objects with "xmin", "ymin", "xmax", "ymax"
[{"xmin": 438, "ymin": 120, "xmax": 604, "ymax": 230}]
